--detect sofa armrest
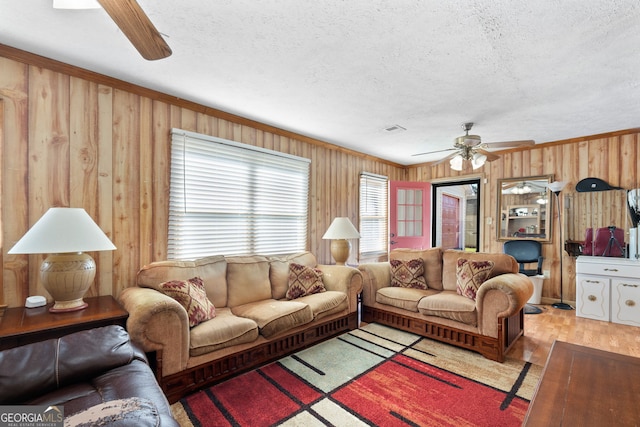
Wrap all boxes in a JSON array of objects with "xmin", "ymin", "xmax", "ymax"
[
  {"xmin": 118, "ymin": 287, "xmax": 190, "ymax": 377},
  {"xmin": 316, "ymin": 265, "xmax": 363, "ymax": 313},
  {"xmin": 357, "ymin": 262, "xmax": 391, "ymax": 307},
  {"xmin": 475, "ymin": 273, "xmax": 533, "ymax": 337}
]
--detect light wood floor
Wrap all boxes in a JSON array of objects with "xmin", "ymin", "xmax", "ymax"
[{"xmin": 508, "ymin": 305, "xmax": 640, "ymax": 366}]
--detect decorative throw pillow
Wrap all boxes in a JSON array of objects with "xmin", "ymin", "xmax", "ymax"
[
  {"xmin": 286, "ymin": 263, "xmax": 326, "ymax": 299},
  {"xmin": 390, "ymin": 259, "xmax": 428, "ymax": 289},
  {"xmin": 159, "ymin": 277, "xmax": 216, "ymax": 327},
  {"xmin": 456, "ymin": 258, "xmax": 495, "ymax": 301}
]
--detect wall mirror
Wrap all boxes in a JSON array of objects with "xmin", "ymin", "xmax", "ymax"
[
  {"xmin": 565, "ymin": 188, "xmax": 630, "ymax": 257},
  {"xmin": 497, "ymin": 175, "xmax": 554, "ymax": 242}
]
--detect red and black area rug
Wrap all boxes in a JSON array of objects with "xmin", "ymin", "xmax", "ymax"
[{"xmin": 171, "ymin": 323, "xmax": 541, "ymax": 426}]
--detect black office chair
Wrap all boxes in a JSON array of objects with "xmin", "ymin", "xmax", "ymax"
[
  {"xmin": 503, "ymin": 240, "xmax": 543, "ymax": 276},
  {"xmin": 503, "ymin": 240, "xmax": 543, "ymax": 313}
]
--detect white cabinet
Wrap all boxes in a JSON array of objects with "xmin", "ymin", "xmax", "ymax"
[
  {"xmin": 611, "ymin": 279, "xmax": 640, "ymax": 326},
  {"xmin": 575, "ymin": 256, "xmax": 640, "ymax": 326},
  {"xmin": 576, "ymin": 274, "xmax": 610, "ymax": 321}
]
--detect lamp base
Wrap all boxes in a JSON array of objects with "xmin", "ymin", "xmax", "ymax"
[
  {"xmin": 330, "ymin": 239, "xmax": 351, "ymax": 265},
  {"xmin": 49, "ymin": 300, "xmax": 89, "ymax": 313},
  {"xmin": 552, "ymin": 302, "xmax": 574, "ymax": 310},
  {"xmin": 40, "ymin": 252, "xmax": 96, "ymax": 313}
]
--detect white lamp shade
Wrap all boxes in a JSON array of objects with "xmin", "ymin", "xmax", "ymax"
[
  {"xmin": 8, "ymin": 208, "xmax": 116, "ymax": 254},
  {"xmin": 471, "ymin": 152, "xmax": 487, "ymax": 170},
  {"xmin": 449, "ymin": 155, "xmax": 463, "ymax": 171},
  {"xmin": 548, "ymin": 181, "xmax": 567, "ymax": 193},
  {"xmin": 322, "ymin": 217, "xmax": 361, "ymax": 239}
]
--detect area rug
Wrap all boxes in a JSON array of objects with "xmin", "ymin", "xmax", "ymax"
[{"xmin": 171, "ymin": 323, "xmax": 541, "ymax": 426}]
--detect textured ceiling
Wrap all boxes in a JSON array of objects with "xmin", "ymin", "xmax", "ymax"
[{"xmin": 1, "ymin": 0, "xmax": 639, "ymax": 165}]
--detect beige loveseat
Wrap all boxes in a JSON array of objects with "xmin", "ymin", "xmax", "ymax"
[
  {"xmin": 357, "ymin": 248, "xmax": 533, "ymax": 362},
  {"xmin": 118, "ymin": 252, "xmax": 362, "ymax": 403}
]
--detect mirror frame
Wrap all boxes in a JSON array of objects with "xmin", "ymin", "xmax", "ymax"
[{"xmin": 497, "ymin": 175, "xmax": 554, "ymax": 242}]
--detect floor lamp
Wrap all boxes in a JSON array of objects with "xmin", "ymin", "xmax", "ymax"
[{"xmin": 549, "ymin": 181, "xmax": 573, "ymax": 310}]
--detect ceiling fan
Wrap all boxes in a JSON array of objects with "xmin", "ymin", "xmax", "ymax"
[
  {"xmin": 54, "ymin": 0, "xmax": 172, "ymax": 60},
  {"xmin": 412, "ymin": 122, "xmax": 535, "ymax": 170},
  {"xmin": 97, "ymin": 0, "xmax": 172, "ymax": 60}
]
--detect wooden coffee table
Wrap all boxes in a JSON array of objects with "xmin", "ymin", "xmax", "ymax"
[{"xmin": 523, "ymin": 340, "xmax": 640, "ymax": 426}]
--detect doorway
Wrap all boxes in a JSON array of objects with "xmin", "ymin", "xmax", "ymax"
[{"xmin": 432, "ymin": 179, "xmax": 481, "ymax": 251}]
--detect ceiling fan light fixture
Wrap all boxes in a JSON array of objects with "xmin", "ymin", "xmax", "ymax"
[
  {"xmin": 53, "ymin": 0, "xmax": 101, "ymax": 9},
  {"xmin": 512, "ymin": 183, "xmax": 532, "ymax": 194},
  {"xmin": 450, "ymin": 154, "xmax": 463, "ymax": 171},
  {"xmin": 471, "ymin": 152, "xmax": 487, "ymax": 169},
  {"xmin": 536, "ymin": 193, "xmax": 548, "ymax": 204}
]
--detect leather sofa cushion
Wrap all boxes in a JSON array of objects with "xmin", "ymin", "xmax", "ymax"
[
  {"xmin": 269, "ymin": 252, "xmax": 318, "ymax": 299},
  {"xmin": 376, "ymin": 287, "xmax": 440, "ymax": 312},
  {"xmin": 226, "ymin": 256, "xmax": 272, "ymax": 307},
  {"xmin": 417, "ymin": 291, "xmax": 478, "ymax": 326},
  {"xmin": 189, "ymin": 307, "xmax": 259, "ymax": 357},
  {"xmin": 292, "ymin": 291, "xmax": 348, "ymax": 320},
  {"xmin": 232, "ymin": 299, "xmax": 313, "ymax": 338},
  {"xmin": 0, "ymin": 326, "xmax": 135, "ymax": 404},
  {"xmin": 137, "ymin": 255, "xmax": 228, "ymax": 308},
  {"xmin": 441, "ymin": 250, "xmax": 518, "ymax": 292},
  {"xmin": 28, "ymin": 360, "xmax": 177, "ymax": 426},
  {"xmin": 390, "ymin": 247, "xmax": 443, "ymax": 290}
]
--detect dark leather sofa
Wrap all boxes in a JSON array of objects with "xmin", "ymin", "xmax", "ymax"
[{"xmin": 0, "ymin": 325, "xmax": 178, "ymax": 426}]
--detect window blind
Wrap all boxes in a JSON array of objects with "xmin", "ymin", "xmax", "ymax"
[
  {"xmin": 168, "ymin": 129, "xmax": 310, "ymax": 259},
  {"xmin": 359, "ymin": 172, "xmax": 388, "ymax": 256}
]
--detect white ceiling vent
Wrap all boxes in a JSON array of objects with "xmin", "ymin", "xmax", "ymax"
[{"xmin": 383, "ymin": 125, "xmax": 406, "ymax": 133}]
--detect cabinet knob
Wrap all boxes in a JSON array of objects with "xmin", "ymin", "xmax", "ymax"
[
  {"xmin": 588, "ymin": 295, "xmax": 597, "ymax": 302},
  {"xmin": 621, "ymin": 283, "xmax": 639, "ymax": 288},
  {"xmin": 604, "ymin": 268, "xmax": 619, "ymax": 272},
  {"xmin": 625, "ymin": 300, "xmax": 636, "ymax": 307}
]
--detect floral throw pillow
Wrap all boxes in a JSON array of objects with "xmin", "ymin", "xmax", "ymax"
[
  {"xmin": 390, "ymin": 259, "xmax": 428, "ymax": 290},
  {"xmin": 456, "ymin": 258, "xmax": 495, "ymax": 301},
  {"xmin": 159, "ymin": 276, "xmax": 216, "ymax": 327},
  {"xmin": 286, "ymin": 263, "xmax": 326, "ymax": 299}
]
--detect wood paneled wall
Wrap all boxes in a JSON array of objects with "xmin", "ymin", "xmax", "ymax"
[
  {"xmin": 407, "ymin": 131, "xmax": 640, "ymax": 303},
  {"xmin": 0, "ymin": 46, "xmax": 405, "ymax": 308},
  {"xmin": 2, "ymin": 44, "xmax": 638, "ymax": 308}
]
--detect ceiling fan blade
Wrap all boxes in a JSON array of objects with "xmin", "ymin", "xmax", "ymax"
[
  {"xmin": 430, "ymin": 152, "xmax": 458, "ymax": 166},
  {"xmin": 483, "ymin": 140, "xmax": 535, "ymax": 149},
  {"xmin": 97, "ymin": 0, "xmax": 172, "ymax": 60},
  {"xmin": 475, "ymin": 149, "xmax": 500, "ymax": 162},
  {"xmin": 412, "ymin": 147, "xmax": 456, "ymax": 157}
]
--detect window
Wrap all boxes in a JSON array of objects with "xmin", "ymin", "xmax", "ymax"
[
  {"xmin": 168, "ymin": 129, "xmax": 310, "ymax": 259},
  {"xmin": 359, "ymin": 172, "xmax": 388, "ymax": 258}
]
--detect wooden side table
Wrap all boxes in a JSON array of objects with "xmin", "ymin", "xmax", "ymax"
[{"xmin": 0, "ymin": 295, "xmax": 128, "ymax": 350}]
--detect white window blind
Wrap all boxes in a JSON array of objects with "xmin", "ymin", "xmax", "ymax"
[
  {"xmin": 359, "ymin": 172, "xmax": 388, "ymax": 256},
  {"xmin": 168, "ymin": 129, "xmax": 310, "ymax": 259}
]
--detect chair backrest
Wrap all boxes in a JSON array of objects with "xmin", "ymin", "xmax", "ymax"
[{"xmin": 503, "ymin": 240, "xmax": 543, "ymax": 276}]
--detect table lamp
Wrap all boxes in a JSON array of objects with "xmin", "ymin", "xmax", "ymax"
[
  {"xmin": 322, "ymin": 217, "xmax": 360, "ymax": 265},
  {"xmin": 8, "ymin": 208, "xmax": 116, "ymax": 312}
]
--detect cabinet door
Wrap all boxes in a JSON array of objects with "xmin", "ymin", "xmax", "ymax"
[
  {"xmin": 576, "ymin": 274, "xmax": 610, "ymax": 321},
  {"xmin": 611, "ymin": 279, "xmax": 640, "ymax": 326}
]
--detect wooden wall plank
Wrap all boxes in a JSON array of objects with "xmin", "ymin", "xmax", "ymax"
[
  {"xmin": 97, "ymin": 84, "xmax": 114, "ymax": 296},
  {"xmin": 111, "ymin": 89, "xmax": 140, "ymax": 297},
  {"xmin": 0, "ymin": 58, "xmax": 29, "ymax": 305},
  {"xmin": 28, "ymin": 66, "xmax": 70, "ymax": 298}
]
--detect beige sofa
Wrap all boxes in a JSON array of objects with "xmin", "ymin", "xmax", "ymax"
[
  {"xmin": 357, "ymin": 248, "xmax": 533, "ymax": 362},
  {"xmin": 118, "ymin": 252, "xmax": 362, "ymax": 403}
]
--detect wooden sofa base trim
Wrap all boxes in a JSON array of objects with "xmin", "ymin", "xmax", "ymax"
[
  {"xmin": 159, "ymin": 313, "xmax": 358, "ymax": 403},
  {"xmin": 362, "ymin": 305, "xmax": 523, "ymax": 363}
]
